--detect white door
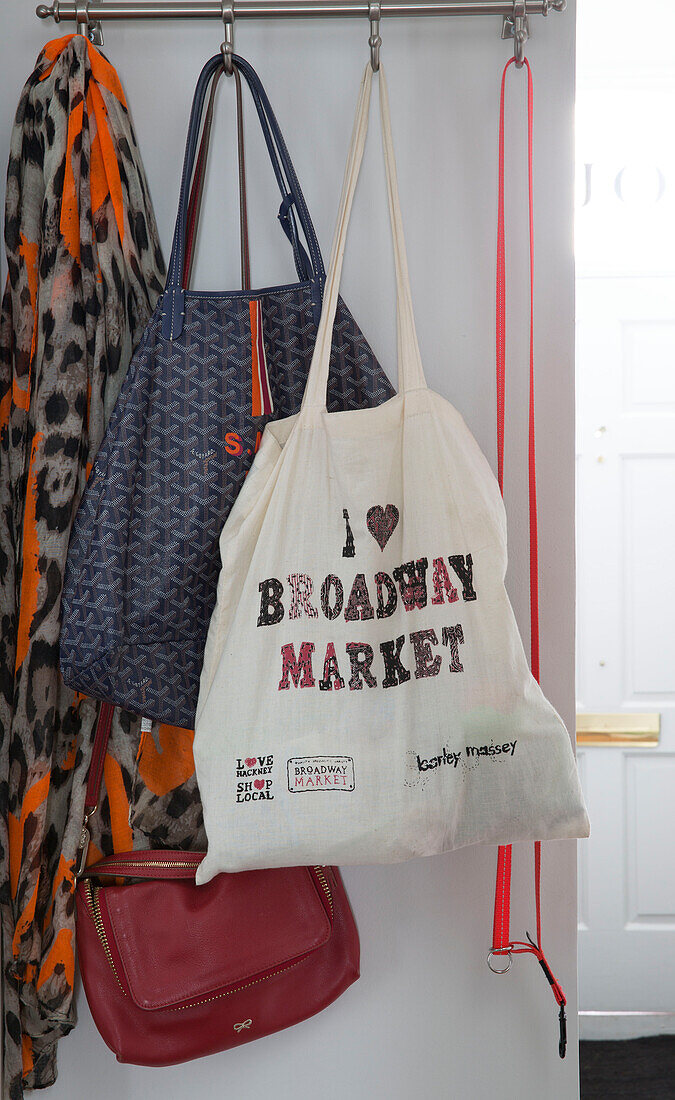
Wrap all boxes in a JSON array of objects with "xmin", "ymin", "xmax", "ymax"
[{"xmin": 576, "ymin": 6, "xmax": 675, "ymax": 1025}]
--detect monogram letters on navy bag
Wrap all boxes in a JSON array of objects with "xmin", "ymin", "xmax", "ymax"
[{"xmin": 60, "ymin": 53, "xmax": 393, "ymax": 729}]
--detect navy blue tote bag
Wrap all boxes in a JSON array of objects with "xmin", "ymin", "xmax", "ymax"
[{"xmin": 60, "ymin": 54, "xmax": 393, "ymax": 729}]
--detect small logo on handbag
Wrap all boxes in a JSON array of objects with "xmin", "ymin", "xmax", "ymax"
[
  {"xmin": 233, "ymin": 1019, "xmax": 252, "ymax": 1033},
  {"xmin": 127, "ymin": 675, "xmax": 151, "ymax": 707},
  {"xmin": 287, "ymin": 756, "xmax": 355, "ymax": 793}
]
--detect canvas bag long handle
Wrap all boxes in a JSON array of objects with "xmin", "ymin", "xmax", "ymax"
[{"xmin": 301, "ymin": 64, "xmax": 426, "ymax": 413}]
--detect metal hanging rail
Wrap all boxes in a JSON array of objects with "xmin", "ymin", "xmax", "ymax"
[{"xmin": 36, "ymin": 1, "xmax": 566, "ymax": 24}]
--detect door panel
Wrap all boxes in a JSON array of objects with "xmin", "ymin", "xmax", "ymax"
[{"xmin": 577, "ymin": 265, "xmax": 675, "ymax": 1010}]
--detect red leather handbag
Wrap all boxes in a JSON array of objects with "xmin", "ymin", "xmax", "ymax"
[{"xmin": 75, "ymin": 704, "xmax": 360, "ymax": 1066}]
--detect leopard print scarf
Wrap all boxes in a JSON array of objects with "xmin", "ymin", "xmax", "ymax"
[{"xmin": 0, "ymin": 34, "xmax": 198, "ymax": 1096}]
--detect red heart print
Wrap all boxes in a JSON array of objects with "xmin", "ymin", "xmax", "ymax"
[
  {"xmin": 254, "ymin": 779, "xmax": 265, "ymax": 790},
  {"xmin": 245, "ymin": 757, "xmax": 257, "ymax": 768},
  {"xmin": 366, "ymin": 504, "xmax": 400, "ymax": 551}
]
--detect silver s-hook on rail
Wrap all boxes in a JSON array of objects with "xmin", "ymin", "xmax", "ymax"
[
  {"xmin": 75, "ymin": 0, "xmax": 105, "ymax": 42},
  {"xmin": 501, "ymin": 0, "xmax": 566, "ymax": 65},
  {"xmin": 221, "ymin": 0, "xmax": 234, "ymax": 73},
  {"xmin": 501, "ymin": 0, "xmax": 527, "ymax": 66},
  {"xmin": 369, "ymin": 3, "xmax": 381, "ymax": 71}
]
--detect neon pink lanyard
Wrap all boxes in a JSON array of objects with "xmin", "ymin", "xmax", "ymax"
[{"xmin": 491, "ymin": 56, "xmax": 567, "ymax": 1060}]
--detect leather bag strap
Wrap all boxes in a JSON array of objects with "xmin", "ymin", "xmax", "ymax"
[
  {"xmin": 489, "ymin": 56, "xmax": 567, "ymax": 1060},
  {"xmin": 235, "ymin": 65, "xmax": 252, "ymax": 291},
  {"xmin": 83, "ymin": 700, "xmax": 113, "ymax": 818},
  {"xmin": 76, "ymin": 698, "xmax": 115, "ymax": 876},
  {"xmin": 233, "ymin": 53, "xmax": 321, "ymax": 283},
  {"xmin": 162, "ymin": 53, "xmax": 325, "ymax": 340},
  {"xmin": 78, "ymin": 703, "xmax": 203, "ymax": 878},
  {"xmin": 183, "ymin": 63, "xmax": 251, "ymax": 291}
]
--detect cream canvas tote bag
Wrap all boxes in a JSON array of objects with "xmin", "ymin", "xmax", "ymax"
[{"xmin": 194, "ymin": 65, "xmax": 589, "ymax": 882}]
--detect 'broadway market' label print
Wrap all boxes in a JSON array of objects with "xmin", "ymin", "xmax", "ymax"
[{"xmin": 287, "ymin": 756, "xmax": 355, "ymax": 793}]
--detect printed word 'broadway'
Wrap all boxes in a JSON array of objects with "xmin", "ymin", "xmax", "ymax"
[{"xmin": 256, "ymin": 554, "xmax": 476, "ymax": 627}]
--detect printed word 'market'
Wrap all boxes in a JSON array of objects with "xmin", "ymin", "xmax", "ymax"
[{"xmin": 278, "ymin": 626, "xmax": 466, "ymax": 692}]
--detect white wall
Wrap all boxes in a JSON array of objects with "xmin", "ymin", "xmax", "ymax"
[{"xmin": 0, "ymin": 5, "xmax": 579, "ymax": 1098}]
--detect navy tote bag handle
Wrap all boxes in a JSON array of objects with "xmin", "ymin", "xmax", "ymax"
[{"xmin": 163, "ymin": 53, "xmax": 325, "ymax": 339}]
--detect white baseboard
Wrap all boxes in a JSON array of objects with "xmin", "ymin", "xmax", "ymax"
[{"xmin": 580, "ymin": 1012, "xmax": 675, "ymax": 1040}]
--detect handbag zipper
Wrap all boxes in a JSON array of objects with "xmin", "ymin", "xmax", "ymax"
[
  {"xmin": 83, "ymin": 880, "xmax": 126, "ymax": 996},
  {"xmin": 313, "ymin": 866, "xmax": 334, "ymax": 916},
  {"xmin": 84, "ymin": 866, "xmax": 334, "ymax": 1004},
  {"xmin": 90, "ymin": 858, "xmax": 333, "ymax": 915},
  {"xmin": 93, "ymin": 860, "xmax": 198, "ymax": 871}
]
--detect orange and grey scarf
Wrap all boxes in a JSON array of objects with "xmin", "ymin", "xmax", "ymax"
[{"xmin": 0, "ymin": 35, "xmax": 170, "ymax": 1097}]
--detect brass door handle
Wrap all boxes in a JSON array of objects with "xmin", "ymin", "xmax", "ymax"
[{"xmin": 576, "ymin": 713, "xmax": 660, "ymax": 746}]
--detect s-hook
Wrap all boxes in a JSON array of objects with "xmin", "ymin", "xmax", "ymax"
[
  {"xmin": 221, "ymin": 0, "xmax": 235, "ymax": 75},
  {"xmin": 369, "ymin": 2, "xmax": 381, "ymax": 73},
  {"xmin": 75, "ymin": 1, "xmax": 104, "ymax": 45},
  {"xmin": 502, "ymin": 0, "xmax": 529, "ymax": 67}
]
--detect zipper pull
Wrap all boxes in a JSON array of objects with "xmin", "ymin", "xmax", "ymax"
[
  {"xmin": 76, "ymin": 823, "xmax": 90, "ymax": 878},
  {"xmin": 75, "ymin": 808, "xmax": 96, "ymax": 878}
]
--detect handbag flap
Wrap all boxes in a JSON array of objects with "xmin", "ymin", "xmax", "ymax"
[{"xmin": 103, "ymin": 866, "xmax": 331, "ymax": 1010}]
